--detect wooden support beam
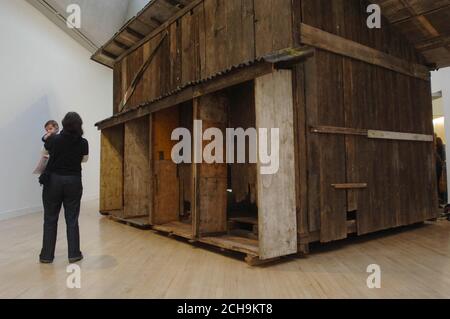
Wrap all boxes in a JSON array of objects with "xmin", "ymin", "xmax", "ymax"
[
  {"xmin": 311, "ymin": 125, "xmax": 367, "ymax": 136},
  {"xmin": 113, "ymin": 39, "xmax": 131, "ymax": 50},
  {"xmin": 367, "ymin": 130, "xmax": 434, "ymax": 142},
  {"xmin": 390, "ymin": 4, "xmax": 450, "ymax": 24},
  {"xmin": 332, "ymin": 183, "xmax": 368, "ymax": 190},
  {"xmin": 311, "ymin": 126, "xmax": 434, "ymax": 142},
  {"xmin": 126, "ymin": 27, "xmax": 146, "ymax": 40},
  {"xmin": 263, "ymin": 46, "xmax": 315, "ymax": 65},
  {"xmin": 101, "ymin": 50, "xmax": 119, "ymax": 60},
  {"xmin": 299, "ymin": 23, "xmax": 430, "ymax": 81},
  {"xmin": 398, "ymin": 0, "xmax": 441, "ymax": 37},
  {"xmin": 118, "ymin": 31, "xmax": 168, "ymax": 112}
]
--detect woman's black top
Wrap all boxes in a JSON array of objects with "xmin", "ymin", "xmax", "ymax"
[{"xmin": 45, "ymin": 131, "xmax": 89, "ymax": 177}]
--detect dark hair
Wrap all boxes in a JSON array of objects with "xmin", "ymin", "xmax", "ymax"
[
  {"xmin": 62, "ymin": 112, "xmax": 84, "ymax": 136},
  {"xmin": 44, "ymin": 120, "xmax": 59, "ymax": 129}
]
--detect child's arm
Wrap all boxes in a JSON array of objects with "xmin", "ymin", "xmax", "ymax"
[{"xmin": 42, "ymin": 132, "xmax": 54, "ymax": 142}]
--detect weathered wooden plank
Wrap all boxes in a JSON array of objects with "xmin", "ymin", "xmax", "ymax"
[
  {"xmin": 332, "ymin": 183, "xmax": 367, "ymax": 189},
  {"xmin": 195, "ymin": 92, "xmax": 228, "ymax": 236},
  {"xmin": 311, "ymin": 125, "xmax": 367, "ymax": 136},
  {"xmin": 169, "ymin": 22, "xmax": 182, "ymax": 90},
  {"xmin": 124, "ymin": 117, "xmax": 151, "ymax": 218},
  {"xmin": 254, "ymin": 0, "xmax": 293, "ymax": 57},
  {"xmin": 292, "ymin": 64, "xmax": 309, "ymax": 248},
  {"xmin": 304, "ymin": 53, "xmax": 320, "ymax": 234},
  {"xmin": 367, "ymin": 130, "xmax": 434, "ymax": 142},
  {"xmin": 113, "ymin": 62, "xmax": 123, "ymax": 115},
  {"xmin": 225, "ymin": 0, "xmax": 255, "ymax": 66},
  {"xmin": 153, "ymin": 161, "xmax": 180, "ymax": 225},
  {"xmin": 100, "ymin": 126, "xmax": 124, "ymax": 214},
  {"xmin": 315, "ymin": 51, "xmax": 348, "ymax": 243},
  {"xmin": 204, "ymin": 0, "xmax": 228, "ymax": 76},
  {"xmin": 311, "ymin": 125, "xmax": 434, "ymax": 142},
  {"xmin": 255, "ymin": 70, "xmax": 297, "ymax": 259},
  {"xmin": 300, "ymin": 23, "xmax": 430, "ymax": 81},
  {"xmin": 151, "ymin": 106, "xmax": 181, "ymax": 225},
  {"xmin": 181, "ymin": 10, "xmax": 194, "ymax": 84},
  {"xmin": 123, "ymin": 32, "xmax": 168, "ymax": 111}
]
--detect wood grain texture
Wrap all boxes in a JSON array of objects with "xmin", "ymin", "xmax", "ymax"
[
  {"xmin": 194, "ymin": 92, "xmax": 228, "ymax": 236},
  {"xmin": 152, "ymin": 106, "xmax": 181, "ymax": 225},
  {"xmin": 292, "ymin": 64, "xmax": 309, "ymax": 250},
  {"xmin": 254, "ymin": 0, "xmax": 293, "ymax": 57},
  {"xmin": 124, "ymin": 117, "xmax": 151, "ymax": 218},
  {"xmin": 100, "ymin": 126, "xmax": 124, "ymax": 214},
  {"xmin": 255, "ymin": 70, "xmax": 297, "ymax": 259},
  {"xmin": 300, "ymin": 23, "xmax": 430, "ymax": 81}
]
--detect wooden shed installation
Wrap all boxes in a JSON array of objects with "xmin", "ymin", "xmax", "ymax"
[{"xmin": 94, "ymin": 0, "xmax": 449, "ymax": 264}]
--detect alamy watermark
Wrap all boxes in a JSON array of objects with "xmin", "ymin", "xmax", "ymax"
[
  {"xmin": 171, "ymin": 120, "xmax": 280, "ymax": 175},
  {"xmin": 66, "ymin": 4, "xmax": 81, "ymax": 29},
  {"xmin": 367, "ymin": 4, "xmax": 381, "ymax": 29},
  {"xmin": 366, "ymin": 264, "xmax": 381, "ymax": 289},
  {"xmin": 66, "ymin": 264, "xmax": 81, "ymax": 289}
]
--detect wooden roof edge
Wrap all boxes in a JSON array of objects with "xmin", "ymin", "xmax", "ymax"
[
  {"xmin": 391, "ymin": 4, "xmax": 450, "ymax": 25},
  {"xmin": 370, "ymin": 1, "xmax": 450, "ymax": 68},
  {"xmin": 91, "ymin": 0, "xmax": 197, "ymax": 68},
  {"xmin": 91, "ymin": 1, "xmax": 156, "ymax": 67}
]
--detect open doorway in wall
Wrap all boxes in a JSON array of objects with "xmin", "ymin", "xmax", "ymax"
[
  {"xmin": 151, "ymin": 101, "xmax": 194, "ymax": 239},
  {"xmin": 433, "ymin": 91, "xmax": 447, "ymax": 207},
  {"xmin": 226, "ymin": 82, "xmax": 259, "ymax": 241}
]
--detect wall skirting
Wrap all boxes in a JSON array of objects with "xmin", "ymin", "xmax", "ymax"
[{"xmin": 0, "ymin": 195, "xmax": 99, "ymax": 221}]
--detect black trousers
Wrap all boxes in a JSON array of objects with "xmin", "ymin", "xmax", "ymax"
[{"xmin": 40, "ymin": 173, "xmax": 83, "ymax": 261}]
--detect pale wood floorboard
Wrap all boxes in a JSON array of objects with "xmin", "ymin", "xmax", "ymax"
[{"xmin": 1, "ymin": 200, "xmax": 450, "ymax": 299}]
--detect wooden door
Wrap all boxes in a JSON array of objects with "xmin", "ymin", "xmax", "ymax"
[{"xmin": 151, "ymin": 107, "xmax": 181, "ymax": 225}]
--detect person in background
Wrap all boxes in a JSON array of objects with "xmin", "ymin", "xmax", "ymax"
[
  {"xmin": 436, "ymin": 136, "xmax": 447, "ymax": 206},
  {"xmin": 39, "ymin": 112, "xmax": 89, "ymax": 264}
]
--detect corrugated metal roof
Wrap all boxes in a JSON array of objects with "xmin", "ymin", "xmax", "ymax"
[{"xmin": 95, "ymin": 58, "xmax": 265, "ymax": 127}]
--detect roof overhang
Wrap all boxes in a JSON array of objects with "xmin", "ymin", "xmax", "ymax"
[
  {"xmin": 91, "ymin": 0, "xmax": 197, "ymax": 68},
  {"xmin": 371, "ymin": 0, "xmax": 450, "ymax": 69}
]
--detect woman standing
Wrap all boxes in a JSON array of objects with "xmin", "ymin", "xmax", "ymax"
[{"xmin": 40, "ymin": 112, "xmax": 89, "ymax": 264}]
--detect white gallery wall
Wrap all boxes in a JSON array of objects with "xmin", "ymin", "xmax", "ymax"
[
  {"xmin": 432, "ymin": 67, "xmax": 450, "ymax": 201},
  {"xmin": 0, "ymin": 0, "xmax": 113, "ymax": 219},
  {"xmin": 126, "ymin": 0, "xmax": 151, "ymax": 20}
]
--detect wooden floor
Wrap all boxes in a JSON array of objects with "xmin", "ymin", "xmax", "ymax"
[{"xmin": 1, "ymin": 199, "xmax": 450, "ymax": 299}]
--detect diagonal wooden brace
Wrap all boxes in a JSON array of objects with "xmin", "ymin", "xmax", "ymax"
[{"xmin": 118, "ymin": 31, "xmax": 169, "ymax": 113}]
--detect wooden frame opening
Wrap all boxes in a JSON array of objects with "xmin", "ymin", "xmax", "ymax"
[
  {"xmin": 123, "ymin": 116, "xmax": 151, "ymax": 222},
  {"xmin": 151, "ymin": 102, "xmax": 194, "ymax": 239},
  {"xmin": 195, "ymin": 81, "xmax": 260, "ymax": 257}
]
